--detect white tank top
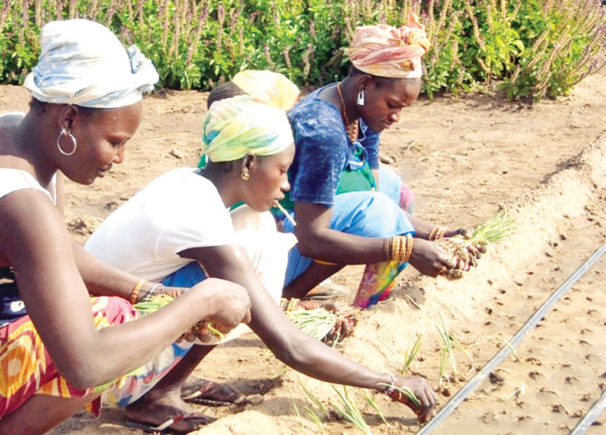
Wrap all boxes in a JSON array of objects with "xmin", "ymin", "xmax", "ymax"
[
  {"xmin": 0, "ymin": 168, "xmax": 57, "ymax": 204},
  {"xmin": 0, "ymin": 112, "xmax": 57, "ymax": 204}
]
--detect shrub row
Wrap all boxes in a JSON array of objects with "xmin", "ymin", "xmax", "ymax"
[{"xmin": 1, "ymin": 0, "xmax": 605, "ymax": 100}]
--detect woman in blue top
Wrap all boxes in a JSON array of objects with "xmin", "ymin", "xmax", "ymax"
[{"xmin": 282, "ymin": 18, "xmax": 480, "ymax": 307}]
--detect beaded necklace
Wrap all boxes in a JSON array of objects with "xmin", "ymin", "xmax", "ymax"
[{"xmin": 336, "ymin": 82, "xmax": 359, "ymax": 143}]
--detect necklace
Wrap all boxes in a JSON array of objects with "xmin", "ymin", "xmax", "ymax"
[{"xmin": 336, "ymin": 82, "xmax": 359, "ymax": 143}]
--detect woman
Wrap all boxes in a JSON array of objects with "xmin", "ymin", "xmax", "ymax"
[
  {"xmin": 0, "ymin": 19, "xmax": 251, "ymax": 433},
  {"xmin": 85, "ymin": 95, "xmax": 438, "ymax": 425},
  {"xmin": 282, "ymin": 16, "xmax": 481, "ymax": 307}
]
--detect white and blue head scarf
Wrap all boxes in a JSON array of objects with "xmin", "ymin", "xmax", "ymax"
[{"xmin": 24, "ymin": 19, "xmax": 158, "ymax": 108}]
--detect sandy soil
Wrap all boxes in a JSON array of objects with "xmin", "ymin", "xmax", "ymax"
[{"xmin": 2, "ymin": 68, "xmax": 605, "ymax": 434}]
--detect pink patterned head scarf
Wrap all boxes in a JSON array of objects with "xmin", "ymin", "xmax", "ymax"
[{"xmin": 344, "ymin": 14, "xmax": 430, "ymax": 79}]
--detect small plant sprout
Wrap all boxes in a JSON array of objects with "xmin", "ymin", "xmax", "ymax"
[
  {"xmin": 501, "ymin": 337, "xmax": 520, "ymax": 362},
  {"xmin": 402, "ymin": 334, "xmax": 423, "ymax": 374},
  {"xmin": 133, "ymin": 294, "xmax": 224, "ymax": 339},
  {"xmin": 285, "ymin": 308, "xmax": 337, "ymax": 342},
  {"xmin": 436, "ymin": 311, "xmax": 473, "ymax": 386},
  {"xmin": 292, "ymin": 400, "xmax": 326, "ymax": 434},
  {"xmin": 437, "ymin": 211, "xmax": 516, "ymax": 278},
  {"xmin": 360, "ymin": 390, "xmax": 391, "ymax": 428},
  {"xmin": 381, "ymin": 383, "xmax": 422, "ymax": 408},
  {"xmin": 299, "ymin": 382, "xmax": 330, "ymax": 420},
  {"xmin": 330, "ymin": 385, "xmax": 371, "ymax": 435}
]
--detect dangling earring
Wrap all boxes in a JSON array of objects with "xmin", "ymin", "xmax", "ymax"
[
  {"xmin": 241, "ymin": 169, "xmax": 250, "ymax": 181},
  {"xmin": 356, "ymin": 90, "xmax": 365, "ymax": 106},
  {"xmin": 57, "ymin": 128, "xmax": 77, "ymax": 156}
]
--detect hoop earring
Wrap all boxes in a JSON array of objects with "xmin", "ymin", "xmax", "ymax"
[
  {"xmin": 356, "ymin": 90, "xmax": 365, "ymax": 106},
  {"xmin": 57, "ymin": 128, "xmax": 77, "ymax": 156},
  {"xmin": 241, "ymin": 169, "xmax": 250, "ymax": 181}
]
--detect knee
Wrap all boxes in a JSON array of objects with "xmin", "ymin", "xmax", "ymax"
[{"xmin": 338, "ymin": 192, "xmax": 407, "ymax": 238}]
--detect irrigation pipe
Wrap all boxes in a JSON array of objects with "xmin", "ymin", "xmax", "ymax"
[
  {"xmin": 418, "ymin": 242, "xmax": 606, "ymax": 434},
  {"xmin": 570, "ymin": 389, "xmax": 606, "ymax": 435}
]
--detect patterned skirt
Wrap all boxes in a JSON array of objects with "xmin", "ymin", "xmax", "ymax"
[{"xmin": 0, "ymin": 296, "xmax": 192, "ymax": 418}]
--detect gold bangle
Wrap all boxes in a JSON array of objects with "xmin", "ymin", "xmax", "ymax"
[
  {"xmin": 391, "ymin": 236, "xmax": 399, "ymax": 262},
  {"xmin": 313, "ymin": 259, "xmax": 338, "ymax": 266},
  {"xmin": 383, "ymin": 238, "xmax": 391, "ymax": 261},
  {"xmin": 397, "ymin": 236, "xmax": 405, "ymax": 261},
  {"xmin": 404, "ymin": 234, "xmax": 414, "ymax": 263},
  {"xmin": 130, "ymin": 279, "xmax": 146, "ymax": 305}
]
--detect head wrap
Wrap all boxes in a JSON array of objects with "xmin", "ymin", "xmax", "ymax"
[
  {"xmin": 231, "ymin": 70, "xmax": 300, "ymax": 111},
  {"xmin": 202, "ymin": 95, "xmax": 294, "ymax": 163},
  {"xmin": 344, "ymin": 14, "xmax": 430, "ymax": 79},
  {"xmin": 24, "ymin": 19, "xmax": 158, "ymax": 108}
]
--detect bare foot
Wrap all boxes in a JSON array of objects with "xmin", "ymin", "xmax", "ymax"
[{"xmin": 126, "ymin": 390, "xmax": 215, "ymax": 433}]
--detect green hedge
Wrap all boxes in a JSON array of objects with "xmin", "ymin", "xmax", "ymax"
[{"xmin": 1, "ymin": 0, "xmax": 605, "ymax": 100}]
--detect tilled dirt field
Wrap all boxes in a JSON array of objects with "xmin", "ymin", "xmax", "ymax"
[{"xmin": 2, "ymin": 68, "xmax": 604, "ymax": 435}]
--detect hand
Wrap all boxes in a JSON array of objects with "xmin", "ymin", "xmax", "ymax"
[
  {"xmin": 296, "ymin": 300, "xmax": 357, "ymax": 343},
  {"xmin": 386, "ymin": 375, "xmax": 438, "ymax": 423},
  {"xmin": 189, "ymin": 319, "xmax": 232, "ymax": 344},
  {"xmin": 408, "ymin": 238, "xmax": 457, "ymax": 277},
  {"xmin": 192, "ymin": 278, "xmax": 252, "ymax": 330},
  {"xmin": 322, "ymin": 303, "xmax": 357, "ymax": 342},
  {"xmin": 443, "ymin": 228, "xmax": 486, "ymax": 263}
]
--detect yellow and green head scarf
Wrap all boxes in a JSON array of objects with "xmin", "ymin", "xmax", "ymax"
[
  {"xmin": 232, "ymin": 70, "xmax": 300, "ymax": 111},
  {"xmin": 202, "ymin": 95, "xmax": 294, "ymax": 163}
]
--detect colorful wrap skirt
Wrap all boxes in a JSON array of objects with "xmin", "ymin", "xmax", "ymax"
[
  {"xmin": 282, "ymin": 166, "xmax": 415, "ymax": 308},
  {"xmin": 0, "ymin": 296, "xmax": 192, "ymax": 419}
]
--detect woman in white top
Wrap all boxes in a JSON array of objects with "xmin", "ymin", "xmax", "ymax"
[
  {"xmin": 86, "ymin": 94, "xmax": 438, "ymax": 425},
  {"xmin": 0, "ymin": 19, "xmax": 250, "ymax": 433}
]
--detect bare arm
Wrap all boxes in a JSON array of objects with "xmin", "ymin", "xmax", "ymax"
[
  {"xmin": 180, "ymin": 243, "xmax": 437, "ymax": 420},
  {"xmin": 71, "ymin": 242, "xmax": 162, "ymax": 300},
  {"xmin": 294, "ymin": 201, "xmax": 455, "ymax": 277},
  {"xmin": 183, "ymin": 244, "xmax": 395, "ymax": 387},
  {"xmin": 0, "ymin": 190, "xmax": 250, "ymax": 390}
]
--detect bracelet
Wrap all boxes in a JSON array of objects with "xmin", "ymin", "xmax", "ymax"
[
  {"xmin": 383, "ymin": 238, "xmax": 391, "ymax": 261},
  {"xmin": 404, "ymin": 234, "xmax": 414, "ymax": 263},
  {"xmin": 390, "ymin": 235, "xmax": 414, "ymax": 263},
  {"xmin": 313, "ymin": 259, "xmax": 338, "ymax": 266},
  {"xmin": 383, "ymin": 373, "xmax": 399, "ymax": 397},
  {"xmin": 130, "ymin": 279, "xmax": 146, "ymax": 305},
  {"xmin": 429, "ymin": 226, "xmax": 446, "ymax": 241},
  {"xmin": 143, "ymin": 283, "xmax": 163, "ymax": 302}
]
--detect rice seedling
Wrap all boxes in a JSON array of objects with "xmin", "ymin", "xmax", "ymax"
[
  {"xmin": 133, "ymin": 294, "xmax": 224, "ymax": 339},
  {"xmin": 402, "ymin": 334, "xmax": 423, "ymax": 374},
  {"xmin": 292, "ymin": 400, "xmax": 326, "ymax": 434},
  {"xmin": 299, "ymin": 382, "xmax": 330, "ymax": 420},
  {"xmin": 330, "ymin": 385, "xmax": 371, "ymax": 435},
  {"xmin": 467, "ymin": 211, "xmax": 516, "ymax": 246},
  {"xmin": 437, "ymin": 211, "xmax": 516, "ymax": 278},
  {"xmin": 304, "ymin": 406, "xmax": 327, "ymax": 434},
  {"xmin": 285, "ymin": 308, "xmax": 337, "ymax": 343},
  {"xmin": 501, "ymin": 337, "xmax": 520, "ymax": 362},
  {"xmin": 360, "ymin": 390, "xmax": 391, "ymax": 428},
  {"xmin": 380, "ymin": 383, "xmax": 422, "ymax": 408},
  {"xmin": 435, "ymin": 311, "xmax": 473, "ymax": 386}
]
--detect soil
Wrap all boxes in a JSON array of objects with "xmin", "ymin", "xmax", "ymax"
[{"xmin": 2, "ymin": 68, "xmax": 605, "ymax": 435}]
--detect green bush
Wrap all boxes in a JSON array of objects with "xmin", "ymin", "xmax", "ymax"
[{"xmin": 0, "ymin": 0, "xmax": 604, "ymax": 100}]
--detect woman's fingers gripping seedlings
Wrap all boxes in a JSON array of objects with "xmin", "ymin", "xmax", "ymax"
[
  {"xmin": 390, "ymin": 375, "xmax": 438, "ymax": 423},
  {"xmin": 409, "ymin": 238, "xmax": 454, "ymax": 277}
]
